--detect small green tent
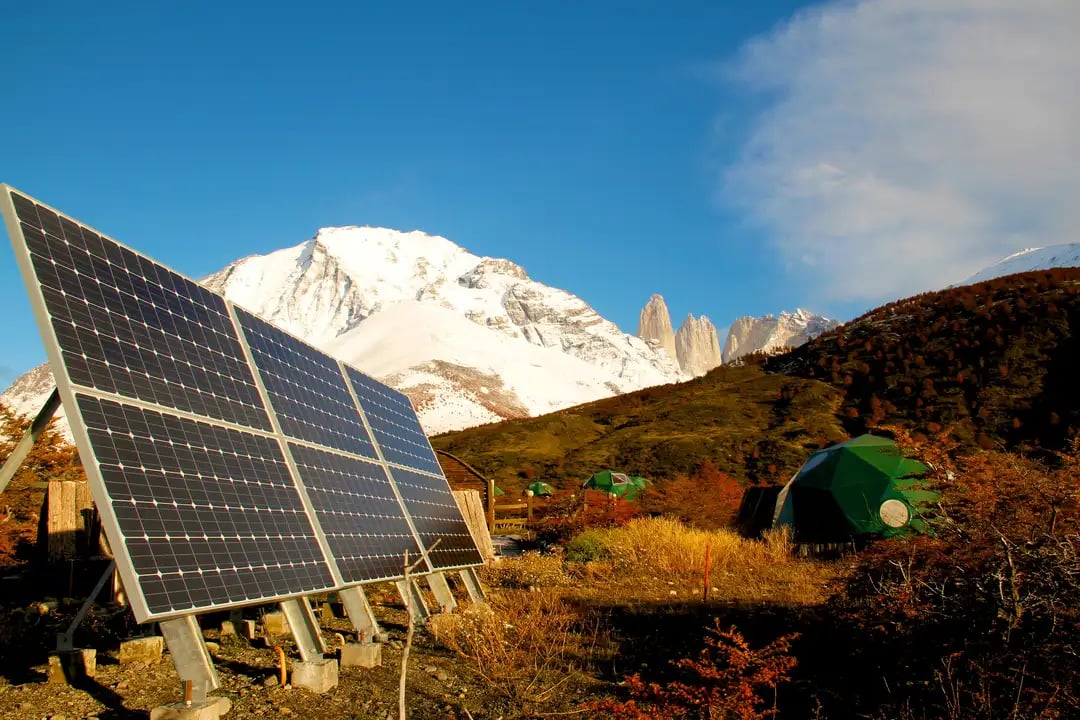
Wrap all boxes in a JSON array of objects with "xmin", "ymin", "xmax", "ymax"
[
  {"xmin": 773, "ymin": 435, "xmax": 938, "ymax": 542},
  {"xmin": 526, "ymin": 481, "xmax": 555, "ymax": 497},
  {"xmin": 582, "ymin": 470, "xmax": 647, "ymax": 500}
]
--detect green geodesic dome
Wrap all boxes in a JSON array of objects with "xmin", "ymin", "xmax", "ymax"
[
  {"xmin": 582, "ymin": 470, "xmax": 648, "ymax": 500},
  {"xmin": 527, "ymin": 481, "xmax": 555, "ymax": 497},
  {"xmin": 774, "ymin": 435, "xmax": 938, "ymax": 542}
]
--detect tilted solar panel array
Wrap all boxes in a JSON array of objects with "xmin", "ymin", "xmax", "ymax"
[
  {"xmin": 1, "ymin": 185, "xmax": 482, "ymax": 622},
  {"xmin": 346, "ymin": 367, "xmax": 485, "ymax": 569}
]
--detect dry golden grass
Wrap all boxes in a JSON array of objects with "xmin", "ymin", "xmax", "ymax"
[{"xmin": 566, "ymin": 517, "xmax": 840, "ymax": 605}]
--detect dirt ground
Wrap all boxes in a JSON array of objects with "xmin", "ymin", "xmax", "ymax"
[{"xmin": 0, "ymin": 587, "xmax": 598, "ymax": 720}]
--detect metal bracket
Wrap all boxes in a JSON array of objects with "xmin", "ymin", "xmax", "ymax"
[
  {"xmin": 394, "ymin": 578, "xmax": 430, "ymax": 622},
  {"xmin": 55, "ymin": 559, "xmax": 115, "ymax": 652},
  {"xmin": 425, "ymin": 572, "xmax": 457, "ymax": 613},
  {"xmin": 280, "ymin": 596, "xmax": 326, "ymax": 662},
  {"xmin": 338, "ymin": 586, "xmax": 382, "ymax": 641},
  {"xmin": 458, "ymin": 567, "xmax": 486, "ymax": 603},
  {"xmin": 0, "ymin": 387, "xmax": 61, "ymax": 494},
  {"xmin": 160, "ymin": 615, "xmax": 219, "ymax": 705}
]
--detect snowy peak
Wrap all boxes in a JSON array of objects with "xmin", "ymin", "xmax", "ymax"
[
  {"xmin": 961, "ymin": 243, "xmax": 1080, "ymax": 286},
  {"xmin": 722, "ymin": 308, "xmax": 838, "ymax": 363},
  {"xmin": 196, "ymin": 225, "xmax": 682, "ymax": 432}
]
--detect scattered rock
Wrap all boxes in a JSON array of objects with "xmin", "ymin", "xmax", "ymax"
[{"xmin": 263, "ymin": 675, "xmax": 280, "ymax": 688}]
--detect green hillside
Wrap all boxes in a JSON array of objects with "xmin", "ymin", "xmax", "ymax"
[{"xmin": 432, "ymin": 364, "xmax": 847, "ymax": 494}]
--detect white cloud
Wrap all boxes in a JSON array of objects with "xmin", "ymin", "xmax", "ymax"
[{"xmin": 723, "ymin": 0, "xmax": 1080, "ymax": 302}]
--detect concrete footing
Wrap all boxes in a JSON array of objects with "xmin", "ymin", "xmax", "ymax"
[
  {"xmin": 239, "ymin": 619, "xmax": 257, "ymax": 641},
  {"xmin": 120, "ymin": 636, "xmax": 164, "ymax": 665},
  {"xmin": 149, "ymin": 697, "xmax": 232, "ymax": 720},
  {"xmin": 262, "ymin": 611, "xmax": 289, "ymax": 637},
  {"xmin": 339, "ymin": 642, "xmax": 381, "ymax": 669},
  {"xmin": 47, "ymin": 649, "xmax": 96, "ymax": 683},
  {"xmin": 291, "ymin": 658, "xmax": 338, "ymax": 693}
]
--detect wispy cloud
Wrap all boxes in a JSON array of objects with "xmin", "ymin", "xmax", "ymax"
[{"xmin": 723, "ymin": 0, "xmax": 1080, "ymax": 303}]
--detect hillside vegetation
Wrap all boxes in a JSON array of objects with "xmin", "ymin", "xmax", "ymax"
[
  {"xmin": 767, "ymin": 267, "xmax": 1080, "ymax": 451},
  {"xmin": 435, "ymin": 269, "xmax": 1080, "ymax": 493},
  {"xmin": 432, "ymin": 364, "xmax": 847, "ymax": 494}
]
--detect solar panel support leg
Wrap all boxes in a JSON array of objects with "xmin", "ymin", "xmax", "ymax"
[
  {"xmin": 395, "ymin": 579, "xmax": 430, "ymax": 622},
  {"xmin": 338, "ymin": 586, "xmax": 383, "ymax": 641},
  {"xmin": 280, "ymin": 597, "xmax": 326, "ymax": 662},
  {"xmin": 160, "ymin": 615, "xmax": 219, "ymax": 704},
  {"xmin": 425, "ymin": 572, "xmax": 457, "ymax": 613},
  {"xmin": 56, "ymin": 559, "xmax": 115, "ymax": 652},
  {"xmin": 0, "ymin": 387, "xmax": 61, "ymax": 494},
  {"xmin": 459, "ymin": 568, "xmax": 486, "ymax": 603}
]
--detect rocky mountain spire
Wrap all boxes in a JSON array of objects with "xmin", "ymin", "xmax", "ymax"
[
  {"xmin": 637, "ymin": 294, "xmax": 678, "ymax": 364},
  {"xmin": 675, "ymin": 313, "xmax": 722, "ymax": 377}
]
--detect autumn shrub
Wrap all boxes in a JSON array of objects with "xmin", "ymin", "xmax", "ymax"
[
  {"xmin": 586, "ymin": 620, "xmax": 798, "ymax": 720},
  {"xmin": 828, "ymin": 435, "xmax": 1080, "ymax": 719},
  {"xmin": 640, "ymin": 460, "xmax": 745, "ymax": 529},
  {"xmin": 432, "ymin": 588, "xmax": 599, "ymax": 703},
  {"xmin": 566, "ymin": 529, "xmax": 610, "ymax": 563}
]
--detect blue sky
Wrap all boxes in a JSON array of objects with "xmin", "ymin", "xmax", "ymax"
[{"xmin": 3, "ymin": 1, "xmax": 1078, "ymax": 389}]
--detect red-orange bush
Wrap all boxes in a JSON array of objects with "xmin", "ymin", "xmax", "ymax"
[{"xmin": 586, "ymin": 621, "xmax": 798, "ymax": 720}]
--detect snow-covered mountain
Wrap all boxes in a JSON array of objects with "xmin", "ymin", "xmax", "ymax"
[
  {"xmin": 722, "ymin": 309, "xmax": 838, "ymax": 364},
  {"xmin": 3, "ymin": 226, "xmax": 683, "ymax": 435},
  {"xmin": 961, "ymin": 244, "xmax": 1080, "ymax": 286}
]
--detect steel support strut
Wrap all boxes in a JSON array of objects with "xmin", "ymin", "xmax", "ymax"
[
  {"xmin": 394, "ymin": 578, "xmax": 430, "ymax": 622},
  {"xmin": 0, "ymin": 387, "xmax": 61, "ymax": 494},
  {"xmin": 160, "ymin": 615, "xmax": 219, "ymax": 705},
  {"xmin": 280, "ymin": 597, "xmax": 326, "ymax": 662},
  {"xmin": 338, "ymin": 586, "xmax": 382, "ymax": 641},
  {"xmin": 458, "ymin": 567, "xmax": 486, "ymax": 603},
  {"xmin": 425, "ymin": 572, "xmax": 457, "ymax": 613}
]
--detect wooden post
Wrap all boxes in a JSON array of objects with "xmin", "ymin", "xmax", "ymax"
[
  {"xmin": 702, "ymin": 542, "xmax": 712, "ymax": 603},
  {"xmin": 74, "ymin": 482, "xmax": 93, "ymax": 555},
  {"xmin": 486, "ymin": 477, "xmax": 496, "ymax": 533},
  {"xmin": 526, "ymin": 494, "xmax": 533, "ymax": 522},
  {"xmin": 47, "ymin": 480, "xmax": 79, "ymax": 561}
]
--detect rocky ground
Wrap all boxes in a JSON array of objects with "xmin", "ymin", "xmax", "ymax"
[{"xmin": 0, "ymin": 588, "xmax": 594, "ymax": 720}]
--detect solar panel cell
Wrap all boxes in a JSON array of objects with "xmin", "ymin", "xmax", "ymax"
[
  {"xmin": 387, "ymin": 466, "xmax": 485, "ymax": 570},
  {"xmin": 237, "ymin": 309, "xmax": 379, "ymax": 459},
  {"xmin": 77, "ymin": 394, "xmax": 335, "ymax": 617},
  {"xmin": 343, "ymin": 367, "xmax": 443, "ymax": 475},
  {"xmin": 288, "ymin": 443, "xmax": 424, "ymax": 583},
  {"xmin": 13, "ymin": 193, "xmax": 271, "ymax": 431}
]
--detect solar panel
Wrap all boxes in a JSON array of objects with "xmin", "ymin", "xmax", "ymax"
[
  {"xmin": 11, "ymin": 192, "xmax": 271, "ymax": 431},
  {"xmin": 77, "ymin": 394, "xmax": 335, "ymax": 616},
  {"xmin": 288, "ymin": 443, "xmax": 425, "ymax": 583},
  {"xmin": 236, "ymin": 308, "xmax": 378, "ymax": 459},
  {"xmin": 388, "ymin": 466, "xmax": 485, "ymax": 570},
  {"xmin": 2, "ymin": 185, "xmax": 484, "ymax": 622},
  {"xmin": 344, "ymin": 366, "xmax": 444, "ymax": 475}
]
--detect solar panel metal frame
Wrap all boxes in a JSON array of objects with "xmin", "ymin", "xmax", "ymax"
[
  {"xmin": 1, "ymin": 184, "xmax": 483, "ymax": 622},
  {"xmin": 0, "ymin": 185, "xmax": 346, "ymax": 622}
]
